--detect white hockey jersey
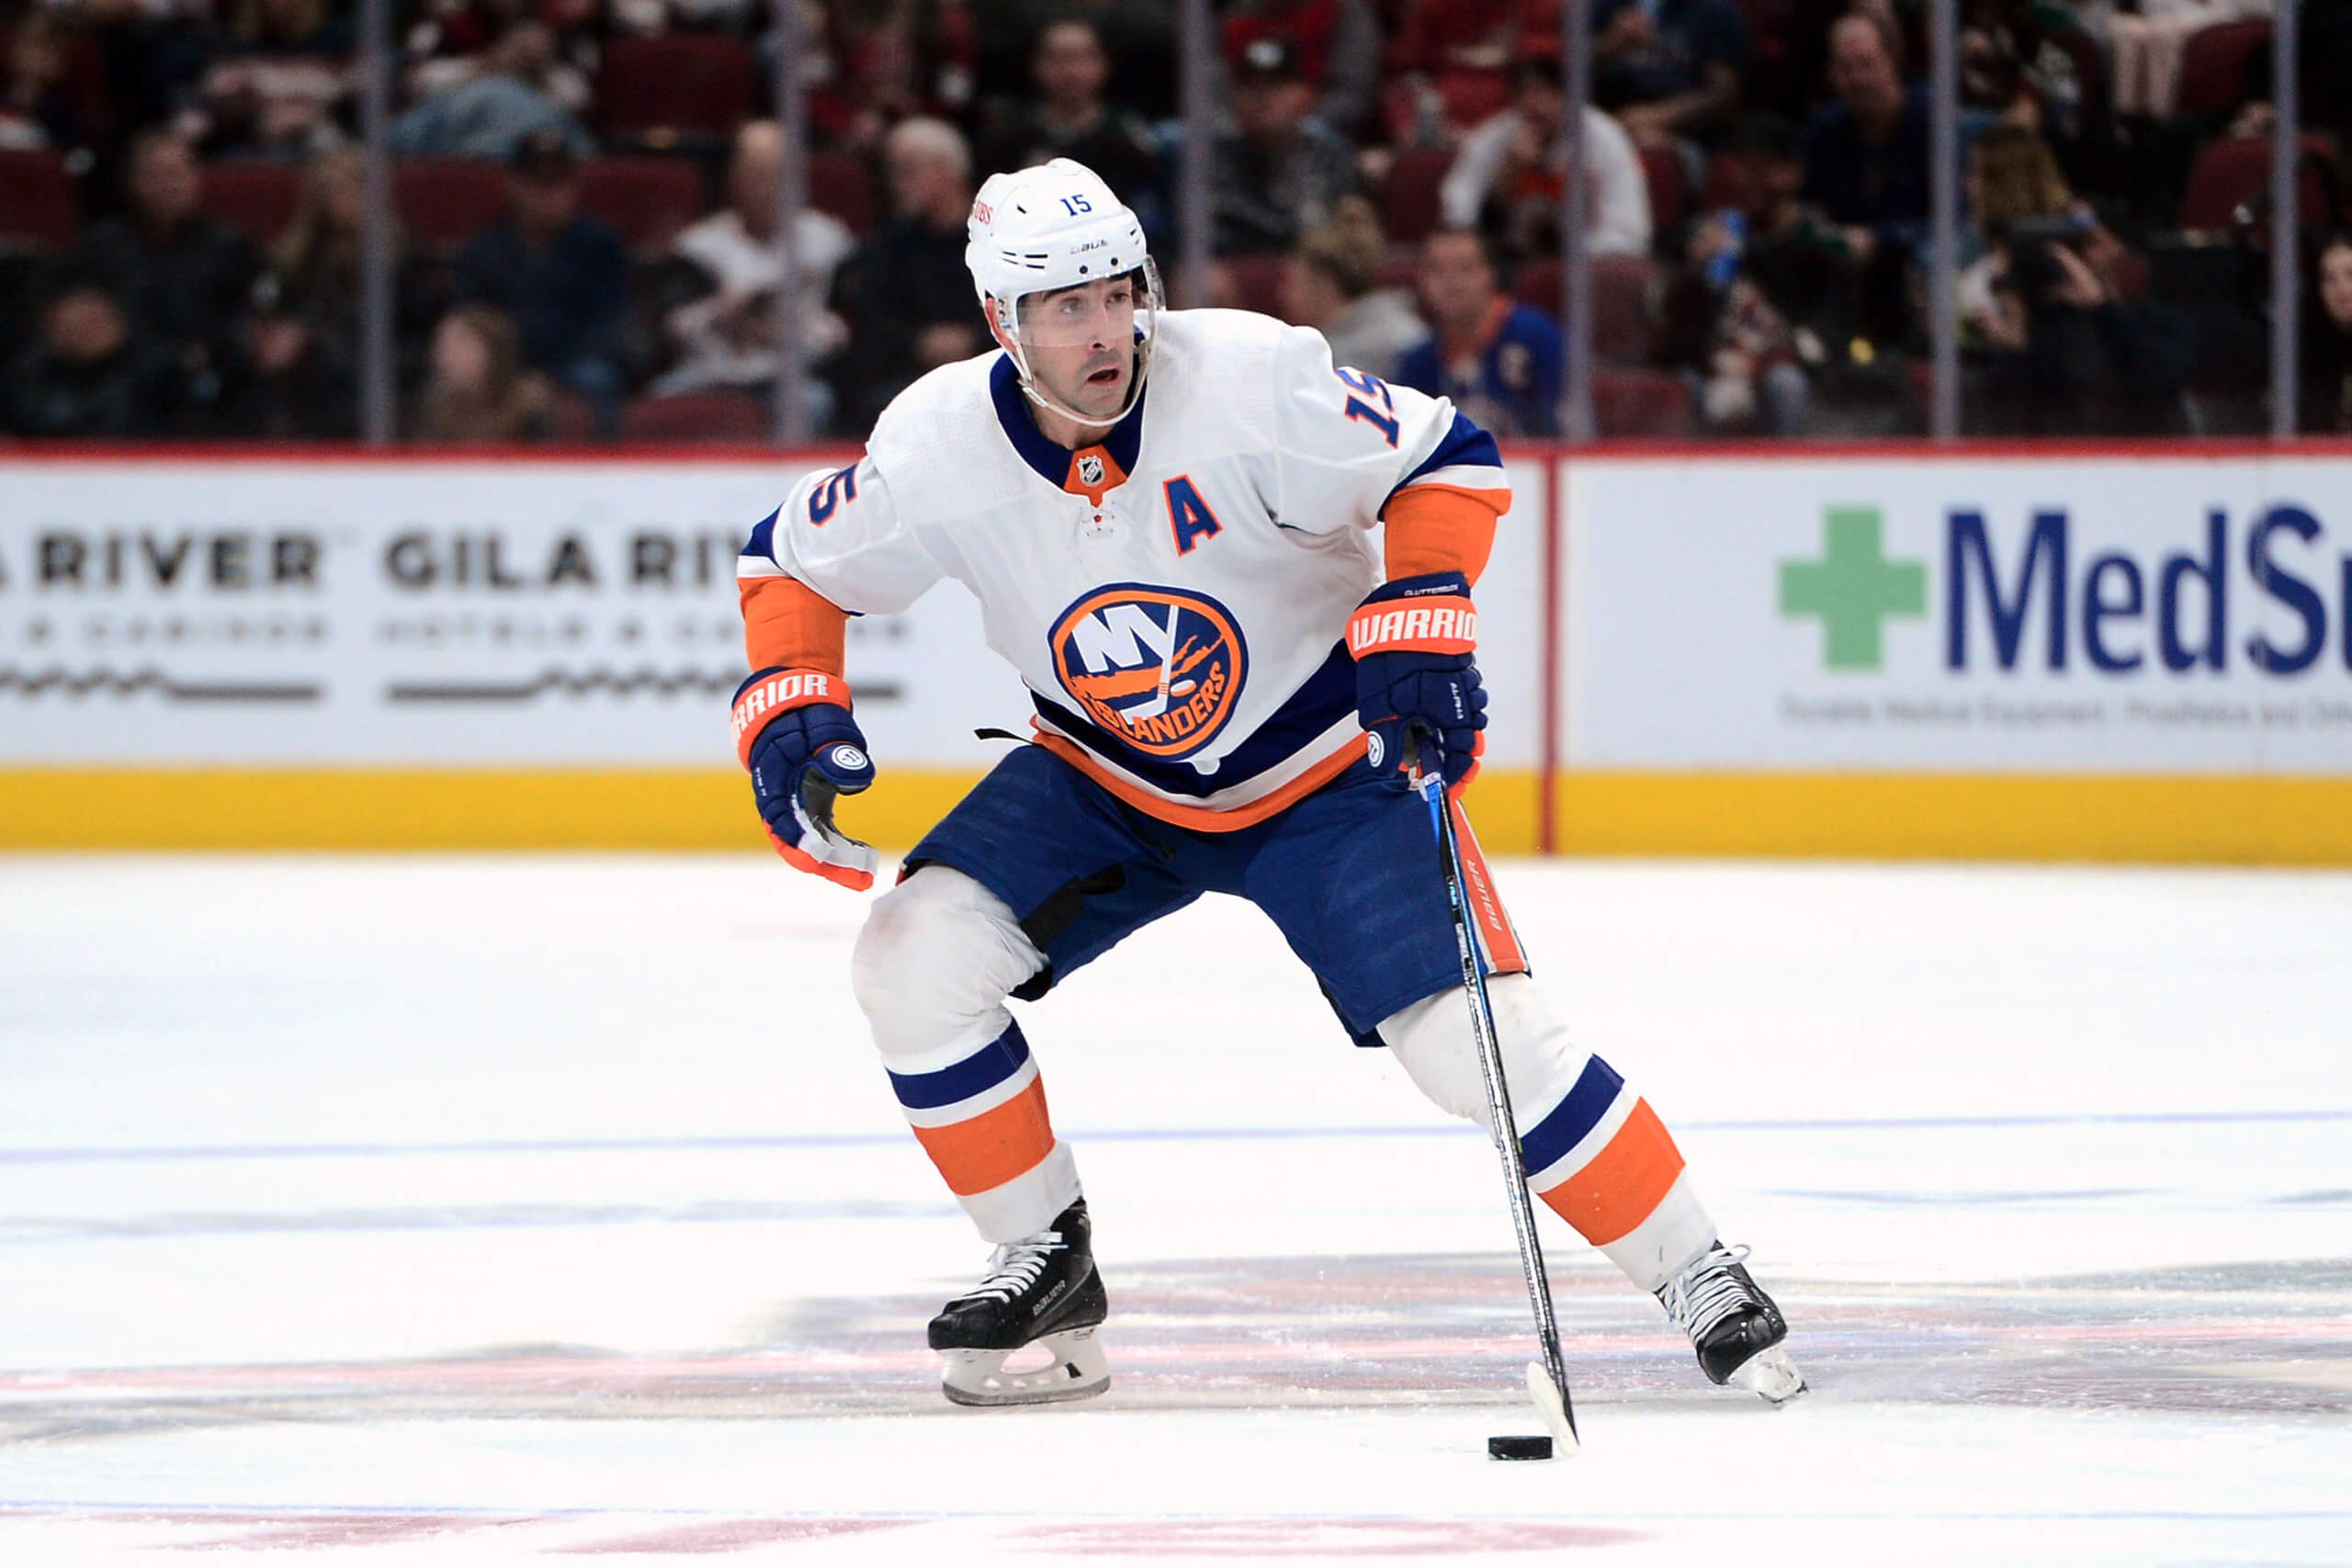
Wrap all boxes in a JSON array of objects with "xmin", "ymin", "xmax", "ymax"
[{"xmin": 738, "ymin": 308, "xmax": 1508, "ymax": 829}]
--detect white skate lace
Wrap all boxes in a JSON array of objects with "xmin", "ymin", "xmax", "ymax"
[
  {"xmin": 964, "ymin": 1230, "xmax": 1066, "ymax": 1304},
  {"xmin": 1655, "ymin": 1242, "xmax": 1756, "ymax": 1343}
]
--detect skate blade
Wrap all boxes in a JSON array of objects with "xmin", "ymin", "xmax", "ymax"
[
  {"xmin": 1728, "ymin": 1345, "xmax": 1806, "ymax": 1404},
  {"xmin": 1523, "ymin": 1361, "xmax": 1580, "ymax": 1455},
  {"xmin": 940, "ymin": 1326, "xmax": 1111, "ymax": 1408}
]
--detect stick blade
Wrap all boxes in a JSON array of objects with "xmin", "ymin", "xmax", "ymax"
[{"xmin": 1525, "ymin": 1361, "xmax": 1579, "ymax": 1455}]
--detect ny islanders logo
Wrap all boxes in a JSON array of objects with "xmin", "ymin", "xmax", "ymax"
[{"xmin": 1048, "ymin": 584, "xmax": 1248, "ymax": 761}]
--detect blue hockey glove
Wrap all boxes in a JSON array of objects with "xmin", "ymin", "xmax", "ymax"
[
  {"xmin": 731, "ymin": 667, "xmax": 879, "ymax": 890},
  {"xmin": 1347, "ymin": 571, "xmax": 1487, "ymax": 790}
]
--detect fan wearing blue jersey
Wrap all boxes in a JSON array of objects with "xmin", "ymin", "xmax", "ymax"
[{"xmin": 731, "ymin": 159, "xmax": 1802, "ymax": 1410}]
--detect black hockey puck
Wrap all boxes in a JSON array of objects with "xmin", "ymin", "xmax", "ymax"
[{"xmin": 1487, "ymin": 1434, "xmax": 1554, "ymax": 1461}]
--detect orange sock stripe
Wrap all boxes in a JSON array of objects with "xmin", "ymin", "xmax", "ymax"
[
  {"xmin": 909, "ymin": 1076, "xmax": 1057, "ymax": 1197},
  {"xmin": 1535, "ymin": 1098, "xmax": 1686, "ymax": 1247}
]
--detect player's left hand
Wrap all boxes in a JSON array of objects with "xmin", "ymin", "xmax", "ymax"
[
  {"xmin": 1348, "ymin": 572, "xmax": 1487, "ymax": 791},
  {"xmin": 732, "ymin": 666, "xmax": 881, "ymax": 890}
]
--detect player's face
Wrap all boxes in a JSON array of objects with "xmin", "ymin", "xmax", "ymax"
[{"xmin": 1015, "ymin": 275, "xmax": 1138, "ymax": 422}]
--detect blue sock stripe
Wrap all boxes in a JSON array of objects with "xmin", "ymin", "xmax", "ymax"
[
  {"xmin": 885, "ymin": 1022, "xmax": 1033, "ymax": 1111},
  {"xmin": 1519, "ymin": 1054, "xmax": 1626, "ymax": 1176}
]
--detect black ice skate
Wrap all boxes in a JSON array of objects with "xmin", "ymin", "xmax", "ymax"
[
  {"xmin": 1655, "ymin": 1240, "xmax": 1805, "ymax": 1403},
  {"xmin": 928, "ymin": 1200, "xmax": 1110, "ymax": 1407}
]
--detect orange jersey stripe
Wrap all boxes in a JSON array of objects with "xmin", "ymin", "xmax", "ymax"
[
  {"xmin": 909, "ymin": 1076, "xmax": 1057, "ymax": 1197},
  {"xmin": 1536, "ymin": 1099, "xmax": 1686, "ymax": 1247},
  {"xmin": 1031, "ymin": 732, "xmax": 1367, "ymax": 833},
  {"xmin": 741, "ymin": 575, "xmax": 848, "ymax": 677},
  {"xmin": 1379, "ymin": 483, "xmax": 1506, "ymax": 584}
]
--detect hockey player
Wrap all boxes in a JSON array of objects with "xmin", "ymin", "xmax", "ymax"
[{"xmin": 731, "ymin": 158, "xmax": 1802, "ymax": 1409}]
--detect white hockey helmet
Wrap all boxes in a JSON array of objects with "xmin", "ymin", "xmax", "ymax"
[{"xmin": 966, "ymin": 157, "xmax": 1160, "ymax": 424}]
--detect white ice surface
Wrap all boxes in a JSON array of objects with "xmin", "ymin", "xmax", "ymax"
[{"xmin": 1, "ymin": 855, "xmax": 2348, "ymax": 1563}]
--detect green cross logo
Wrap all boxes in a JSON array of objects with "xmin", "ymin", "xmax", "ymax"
[{"xmin": 1779, "ymin": 505, "xmax": 1927, "ymax": 671}]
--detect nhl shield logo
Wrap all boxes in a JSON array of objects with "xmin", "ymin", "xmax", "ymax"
[
  {"xmin": 1077, "ymin": 454, "xmax": 1104, "ymax": 487},
  {"xmin": 1048, "ymin": 583, "xmax": 1249, "ymax": 761}
]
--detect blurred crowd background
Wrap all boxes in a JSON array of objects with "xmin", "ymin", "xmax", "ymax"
[{"xmin": 0, "ymin": 0, "xmax": 2348, "ymax": 444}]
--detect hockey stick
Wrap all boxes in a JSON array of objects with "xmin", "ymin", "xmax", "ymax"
[{"xmin": 1408, "ymin": 728, "xmax": 1580, "ymax": 1453}]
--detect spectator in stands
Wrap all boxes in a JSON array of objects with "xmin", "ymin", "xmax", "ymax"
[
  {"xmin": 1219, "ymin": 0, "xmax": 1383, "ymax": 136},
  {"xmin": 1282, "ymin": 195, "xmax": 1425, "ymax": 377},
  {"xmin": 1, "ymin": 13, "xmax": 84, "ymax": 152},
  {"xmin": 827, "ymin": 115, "xmax": 988, "ymax": 436},
  {"xmin": 3, "ymin": 271, "xmax": 175, "ymax": 438},
  {"xmin": 1954, "ymin": 122, "xmax": 2072, "ymax": 352},
  {"xmin": 1211, "ymin": 34, "xmax": 1359, "ymax": 257},
  {"xmin": 977, "ymin": 18, "xmax": 1163, "ymax": 233},
  {"xmin": 75, "ymin": 129, "xmax": 260, "ymax": 424},
  {"xmin": 781, "ymin": 0, "xmax": 981, "ymax": 155},
  {"xmin": 1395, "ymin": 227, "xmax": 1563, "ymax": 435},
  {"xmin": 2107, "ymin": 0, "xmax": 2254, "ymax": 123},
  {"xmin": 193, "ymin": 0, "xmax": 352, "ymax": 160},
  {"xmin": 2301, "ymin": 232, "xmax": 2352, "ymax": 434},
  {"xmin": 242, "ymin": 146, "xmax": 442, "ymax": 423},
  {"xmin": 216, "ymin": 268, "xmax": 356, "ymax": 438},
  {"xmin": 408, "ymin": 0, "xmax": 594, "ymax": 118},
  {"xmin": 975, "ymin": 0, "xmax": 1178, "ymax": 124},
  {"xmin": 1440, "ymin": 48, "xmax": 1652, "ymax": 265},
  {"xmin": 1799, "ymin": 12, "xmax": 1928, "ymax": 345},
  {"xmin": 1386, "ymin": 0, "xmax": 1526, "ymax": 79},
  {"xmin": 1662, "ymin": 112, "xmax": 1863, "ymax": 434},
  {"xmin": 1801, "ymin": 13, "xmax": 1927, "ymax": 261},
  {"xmin": 455, "ymin": 128, "xmax": 629, "ymax": 434},
  {"xmin": 1963, "ymin": 183, "xmax": 2190, "ymax": 433},
  {"xmin": 651, "ymin": 119, "xmax": 854, "ymax": 428},
  {"xmin": 413, "ymin": 303, "xmax": 555, "ymax": 442},
  {"xmin": 1589, "ymin": 0, "xmax": 1747, "ymax": 145},
  {"xmin": 390, "ymin": 17, "xmax": 594, "ymax": 161}
]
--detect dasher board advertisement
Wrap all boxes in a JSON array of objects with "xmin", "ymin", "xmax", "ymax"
[{"xmin": 1565, "ymin": 456, "xmax": 2352, "ymax": 773}]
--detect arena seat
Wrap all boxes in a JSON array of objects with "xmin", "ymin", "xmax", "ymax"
[
  {"xmin": 808, "ymin": 151, "xmax": 874, "ymax": 238},
  {"xmin": 577, "ymin": 156, "xmax": 704, "ymax": 254},
  {"xmin": 2177, "ymin": 133, "xmax": 2335, "ymax": 231},
  {"xmin": 1216, "ymin": 254, "xmax": 1291, "ymax": 320},
  {"xmin": 1637, "ymin": 143, "xmax": 1686, "ymax": 240},
  {"xmin": 1510, "ymin": 254, "xmax": 1659, "ymax": 366},
  {"xmin": 597, "ymin": 35, "xmax": 758, "ymax": 149},
  {"xmin": 393, "ymin": 158, "xmax": 509, "ymax": 250},
  {"xmin": 200, "ymin": 161, "xmax": 302, "ymax": 244},
  {"xmin": 1591, "ymin": 368, "xmax": 1690, "ymax": 437},
  {"xmin": 619, "ymin": 389, "xmax": 770, "ymax": 443},
  {"xmin": 1382, "ymin": 147, "xmax": 1455, "ymax": 244},
  {"xmin": 0, "ymin": 149, "xmax": 76, "ymax": 251},
  {"xmin": 2175, "ymin": 19, "xmax": 2271, "ymax": 119}
]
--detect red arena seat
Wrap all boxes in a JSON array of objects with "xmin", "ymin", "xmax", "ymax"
[
  {"xmin": 392, "ymin": 159, "xmax": 509, "ymax": 250},
  {"xmin": 2177, "ymin": 133, "xmax": 2335, "ymax": 231},
  {"xmin": 1511, "ymin": 254, "xmax": 1659, "ymax": 367},
  {"xmin": 1382, "ymin": 147, "xmax": 1455, "ymax": 245},
  {"xmin": 576, "ymin": 155, "xmax": 704, "ymax": 254},
  {"xmin": 2175, "ymin": 19, "xmax": 2271, "ymax": 119},
  {"xmin": 1637, "ymin": 143, "xmax": 1686, "ymax": 239},
  {"xmin": 1592, "ymin": 368, "xmax": 1691, "ymax": 438},
  {"xmin": 1216, "ymin": 254, "xmax": 1291, "ymax": 320},
  {"xmin": 619, "ymin": 389, "xmax": 771, "ymax": 443},
  {"xmin": 808, "ymin": 151, "xmax": 874, "ymax": 238},
  {"xmin": 597, "ymin": 35, "xmax": 758, "ymax": 147},
  {"xmin": 200, "ymin": 161, "xmax": 302, "ymax": 244},
  {"xmin": 0, "ymin": 148, "xmax": 76, "ymax": 251}
]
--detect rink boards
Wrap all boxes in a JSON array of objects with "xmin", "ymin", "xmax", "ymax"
[{"xmin": 3, "ymin": 442, "xmax": 2350, "ymax": 861}]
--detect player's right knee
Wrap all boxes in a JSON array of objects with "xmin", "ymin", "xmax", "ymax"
[{"xmin": 851, "ymin": 866, "xmax": 1046, "ymax": 1057}]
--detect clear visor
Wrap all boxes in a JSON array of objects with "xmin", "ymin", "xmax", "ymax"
[{"xmin": 1008, "ymin": 263, "xmax": 1157, "ymax": 350}]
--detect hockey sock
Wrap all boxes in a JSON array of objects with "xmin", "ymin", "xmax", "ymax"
[{"xmin": 886, "ymin": 1019, "xmax": 1080, "ymax": 1242}]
